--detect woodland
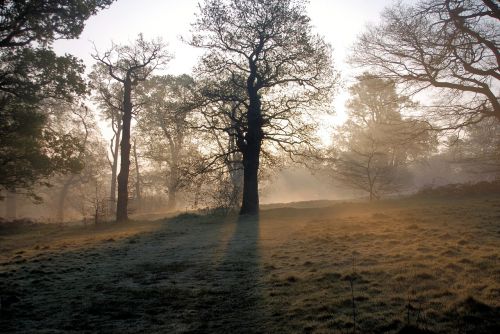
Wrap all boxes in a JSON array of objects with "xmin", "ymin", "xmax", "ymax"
[{"xmin": 0, "ymin": 0, "xmax": 499, "ymax": 333}]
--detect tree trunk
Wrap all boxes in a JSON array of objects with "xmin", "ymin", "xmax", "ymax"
[
  {"xmin": 240, "ymin": 148, "xmax": 260, "ymax": 215},
  {"xmin": 369, "ymin": 178, "xmax": 377, "ymax": 201},
  {"xmin": 116, "ymin": 77, "xmax": 133, "ymax": 223},
  {"xmin": 228, "ymin": 124, "xmax": 244, "ymax": 198},
  {"xmin": 240, "ymin": 85, "xmax": 262, "ymax": 215},
  {"xmin": 110, "ymin": 124, "xmax": 121, "ymax": 203},
  {"xmin": 166, "ymin": 142, "xmax": 179, "ymax": 211},
  {"xmin": 133, "ymin": 138, "xmax": 141, "ymax": 202},
  {"xmin": 57, "ymin": 176, "xmax": 74, "ymax": 222},
  {"xmin": 166, "ymin": 164, "xmax": 178, "ymax": 211},
  {"xmin": 5, "ymin": 190, "xmax": 17, "ymax": 219},
  {"xmin": 167, "ymin": 190, "xmax": 176, "ymax": 211}
]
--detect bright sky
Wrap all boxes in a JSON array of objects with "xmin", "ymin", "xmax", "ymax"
[{"xmin": 53, "ymin": 0, "xmax": 395, "ymax": 142}]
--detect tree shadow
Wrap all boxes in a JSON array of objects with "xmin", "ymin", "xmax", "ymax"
[
  {"xmin": 189, "ymin": 213, "xmax": 264, "ymax": 334},
  {"xmin": 0, "ymin": 212, "xmax": 266, "ymax": 333}
]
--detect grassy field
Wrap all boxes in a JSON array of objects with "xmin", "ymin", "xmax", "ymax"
[{"xmin": 1, "ymin": 195, "xmax": 500, "ymax": 333}]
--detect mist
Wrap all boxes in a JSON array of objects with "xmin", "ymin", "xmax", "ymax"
[{"xmin": 1, "ymin": 1, "xmax": 499, "ymax": 333}]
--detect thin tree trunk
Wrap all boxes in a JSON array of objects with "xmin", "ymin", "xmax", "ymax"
[
  {"xmin": 166, "ymin": 162, "xmax": 178, "ymax": 211},
  {"xmin": 228, "ymin": 124, "xmax": 243, "ymax": 198},
  {"xmin": 110, "ymin": 125, "xmax": 121, "ymax": 203},
  {"xmin": 133, "ymin": 138, "xmax": 141, "ymax": 202},
  {"xmin": 57, "ymin": 176, "xmax": 74, "ymax": 222},
  {"xmin": 116, "ymin": 77, "xmax": 133, "ymax": 223},
  {"xmin": 167, "ymin": 189, "xmax": 176, "ymax": 211},
  {"xmin": 166, "ymin": 140, "xmax": 179, "ymax": 211},
  {"xmin": 367, "ymin": 156, "xmax": 374, "ymax": 202}
]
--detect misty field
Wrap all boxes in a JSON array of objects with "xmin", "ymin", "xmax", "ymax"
[{"xmin": 1, "ymin": 195, "xmax": 500, "ymax": 334}]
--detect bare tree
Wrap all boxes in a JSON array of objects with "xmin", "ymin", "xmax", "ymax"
[
  {"xmin": 89, "ymin": 70, "xmax": 124, "ymax": 204},
  {"xmin": 138, "ymin": 75, "xmax": 198, "ymax": 211},
  {"xmin": 190, "ymin": 77, "xmax": 246, "ymax": 207},
  {"xmin": 351, "ymin": 0, "xmax": 499, "ymax": 128},
  {"xmin": 92, "ymin": 34, "xmax": 171, "ymax": 222},
  {"xmin": 333, "ymin": 128, "xmax": 412, "ymax": 201},
  {"xmin": 190, "ymin": 0, "xmax": 338, "ymax": 214}
]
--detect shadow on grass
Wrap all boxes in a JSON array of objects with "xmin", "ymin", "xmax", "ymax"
[
  {"xmin": 3, "ymin": 201, "xmax": 500, "ymax": 334},
  {"xmin": 187, "ymin": 213, "xmax": 263, "ymax": 334},
  {"xmin": 0, "ymin": 211, "xmax": 265, "ymax": 333}
]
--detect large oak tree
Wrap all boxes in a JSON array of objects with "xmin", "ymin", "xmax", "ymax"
[{"xmin": 190, "ymin": 0, "xmax": 337, "ymax": 215}]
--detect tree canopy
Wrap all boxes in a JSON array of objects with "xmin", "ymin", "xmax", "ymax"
[
  {"xmin": 351, "ymin": 0, "xmax": 499, "ymax": 128},
  {"xmin": 138, "ymin": 74, "xmax": 198, "ymax": 210},
  {"xmin": 0, "ymin": 0, "xmax": 114, "ymax": 198},
  {"xmin": 190, "ymin": 0, "xmax": 338, "ymax": 214},
  {"xmin": 0, "ymin": 0, "xmax": 115, "ymax": 47}
]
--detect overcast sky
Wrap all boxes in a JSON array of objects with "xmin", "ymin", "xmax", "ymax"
[{"xmin": 53, "ymin": 0, "xmax": 395, "ymax": 138}]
